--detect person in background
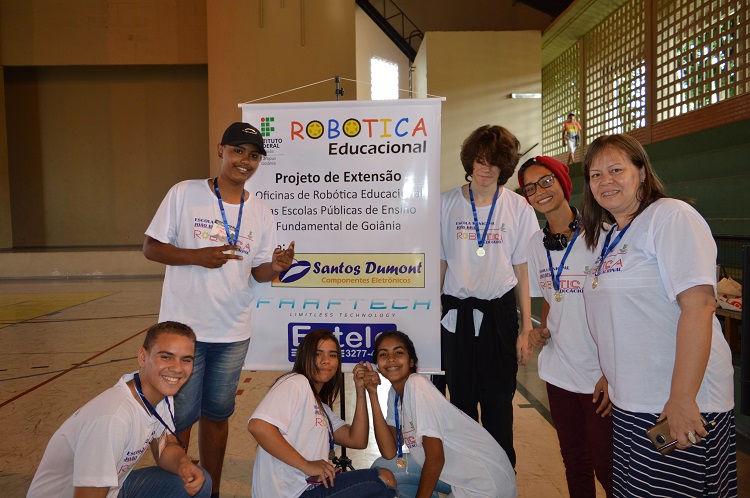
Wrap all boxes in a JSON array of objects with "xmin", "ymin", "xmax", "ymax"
[
  {"xmin": 518, "ymin": 156, "xmax": 613, "ymax": 498},
  {"xmin": 27, "ymin": 321, "xmax": 210, "ymax": 498},
  {"xmin": 368, "ymin": 330, "xmax": 517, "ymax": 498},
  {"xmin": 439, "ymin": 124, "xmax": 539, "ymax": 467},
  {"xmin": 247, "ymin": 328, "xmax": 397, "ymax": 498},
  {"xmin": 143, "ymin": 122, "xmax": 295, "ymax": 498},
  {"xmin": 562, "ymin": 113, "xmax": 582, "ymax": 165},
  {"xmin": 581, "ymin": 134, "xmax": 736, "ymax": 496}
]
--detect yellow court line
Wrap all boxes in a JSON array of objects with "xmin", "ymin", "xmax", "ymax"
[{"xmin": 0, "ymin": 292, "xmax": 116, "ymax": 329}]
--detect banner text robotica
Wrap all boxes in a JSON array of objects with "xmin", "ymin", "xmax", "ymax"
[{"xmin": 276, "ymin": 169, "xmax": 402, "ymax": 186}]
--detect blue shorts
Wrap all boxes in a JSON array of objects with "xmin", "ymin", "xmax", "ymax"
[{"xmin": 173, "ymin": 339, "xmax": 250, "ymax": 430}]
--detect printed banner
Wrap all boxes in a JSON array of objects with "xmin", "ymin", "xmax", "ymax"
[{"xmin": 242, "ymin": 99, "xmax": 442, "ymax": 372}]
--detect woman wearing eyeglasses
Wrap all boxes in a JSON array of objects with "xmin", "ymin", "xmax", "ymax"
[
  {"xmin": 581, "ymin": 134, "xmax": 735, "ymax": 496},
  {"xmin": 518, "ymin": 156, "xmax": 612, "ymax": 498},
  {"xmin": 439, "ymin": 125, "xmax": 539, "ymax": 468}
]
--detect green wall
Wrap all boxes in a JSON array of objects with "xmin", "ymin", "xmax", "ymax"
[{"xmin": 566, "ymin": 119, "xmax": 750, "ymax": 236}]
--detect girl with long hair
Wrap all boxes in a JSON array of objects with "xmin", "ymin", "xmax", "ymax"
[{"xmin": 248, "ymin": 329, "xmax": 396, "ymax": 498}]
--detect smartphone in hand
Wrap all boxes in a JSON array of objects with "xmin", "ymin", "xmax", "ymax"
[{"xmin": 646, "ymin": 416, "xmax": 715, "ymax": 455}]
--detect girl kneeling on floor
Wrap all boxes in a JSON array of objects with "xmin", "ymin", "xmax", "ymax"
[
  {"xmin": 366, "ymin": 330, "xmax": 517, "ymax": 498},
  {"xmin": 248, "ymin": 328, "xmax": 397, "ymax": 498}
]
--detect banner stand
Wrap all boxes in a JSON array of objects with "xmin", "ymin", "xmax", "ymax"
[{"xmin": 238, "ymin": 80, "xmax": 443, "ymax": 472}]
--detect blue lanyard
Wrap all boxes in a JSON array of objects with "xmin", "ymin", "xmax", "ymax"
[
  {"xmin": 394, "ymin": 391, "xmax": 403, "ymax": 460},
  {"xmin": 545, "ymin": 223, "xmax": 581, "ymax": 294},
  {"xmin": 468, "ymin": 184, "xmax": 500, "ymax": 253},
  {"xmin": 212, "ymin": 177, "xmax": 245, "ymax": 247},
  {"xmin": 322, "ymin": 405, "xmax": 335, "ymax": 459},
  {"xmin": 594, "ymin": 222, "xmax": 631, "ymax": 278},
  {"xmin": 133, "ymin": 373, "xmax": 184, "ymax": 449}
]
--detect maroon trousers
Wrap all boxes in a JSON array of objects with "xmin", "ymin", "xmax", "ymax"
[{"xmin": 546, "ymin": 382, "xmax": 614, "ymax": 498}]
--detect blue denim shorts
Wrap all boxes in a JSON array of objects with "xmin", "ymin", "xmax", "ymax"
[
  {"xmin": 299, "ymin": 468, "xmax": 397, "ymax": 498},
  {"xmin": 173, "ymin": 338, "xmax": 250, "ymax": 430}
]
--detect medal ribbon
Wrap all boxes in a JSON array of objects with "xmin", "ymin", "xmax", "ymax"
[
  {"xmin": 469, "ymin": 184, "xmax": 500, "ymax": 253},
  {"xmin": 212, "ymin": 177, "xmax": 245, "ymax": 247},
  {"xmin": 594, "ymin": 222, "xmax": 631, "ymax": 279},
  {"xmin": 133, "ymin": 373, "xmax": 185, "ymax": 449},
  {"xmin": 322, "ymin": 405, "xmax": 335, "ymax": 460},
  {"xmin": 394, "ymin": 391, "xmax": 404, "ymax": 461},
  {"xmin": 545, "ymin": 220, "xmax": 581, "ymax": 295}
]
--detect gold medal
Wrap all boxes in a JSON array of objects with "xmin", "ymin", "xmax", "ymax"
[
  {"xmin": 396, "ymin": 457, "xmax": 406, "ymax": 468},
  {"xmin": 592, "ymin": 276, "xmax": 599, "ymax": 289},
  {"xmin": 554, "ymin": 290, "xmax": 562, "ymax": 302},
  {"xmin": 476, "ymin": 247, "xmax": 486, "ymax": 257},
  {"xmin": 329, "ymin": 449, "xmax": 336, "ymax": 461}
]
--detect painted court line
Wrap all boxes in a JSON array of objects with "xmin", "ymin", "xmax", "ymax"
[
  {"xmin": 0, "ymin": 326, "xmax": 148, "ymax": 410},
  {"xmin": 1, "ymin": 357, "xmax": 136, "ymax": 383},
  {"xmin": 0, "ymin": 292, "xmax": 117, "ymax": 329}
]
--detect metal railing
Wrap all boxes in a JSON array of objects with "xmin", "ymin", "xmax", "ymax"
[
  {"xmin": 356, "ymin": 0, "xmax": 423, "ymax": 61},
  {"xmin": 714, "ymin": 234, "xmax": 750, "ymax": 282}
]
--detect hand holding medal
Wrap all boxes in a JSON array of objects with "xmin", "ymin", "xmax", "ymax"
[{"xmin": 469, "ymin": 184, "xmax": 500, "ymax": 258}]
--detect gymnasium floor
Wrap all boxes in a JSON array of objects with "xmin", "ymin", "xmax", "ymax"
[{"xmin": 0, "ymin": 277, "xmax": 747, "ymax": 497}]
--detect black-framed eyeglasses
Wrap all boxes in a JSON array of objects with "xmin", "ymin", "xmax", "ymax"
[{"xmin": 521, "ymin": 174, "xmax": 556, "ymax": 197}]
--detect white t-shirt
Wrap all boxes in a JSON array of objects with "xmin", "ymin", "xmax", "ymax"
[
  {"xmin": 583, "ymin": 198, "xmax": 734, "ymax": 413},
  {"xmin": 385, "ymin": 374, "xmax": 517, "ymax": 498},
  {"xmin": 527, "ymin": 229, "xmax": 604, "ymax": 394},
  {"xmin": 441, "ymin": 186, "xmax": 539, "ymax": 334},
  {"xmin": 146, "ymin": 179, "xmax": 277, "ymax": 343},
  {"xmin": 441, "ymin": 185, "xmax": 539, "ymax": 300},
  {"xmin": 249, "ymin": 374, "xmax": 346, "ymax": 498},
  {"xmin": 27, "ymin": 373, "xmax": 172, "ymax": 498}
]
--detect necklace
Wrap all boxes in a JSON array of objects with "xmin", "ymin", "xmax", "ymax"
[
  {"xmin": 468, "ymin": 184, "xmax": 500, "ymax": 257},
  {"xmin": 133, "ymin": 373, "xmax": 185, "ymax": 449},
  {"xmin": 592, "ymin": 222, "xmax": 631, "ymax": 289},
  {"xmin": 394, "ymin": 391, "xmax": 406, "ymax": 469},
  {"xmin": 546, "ymin": 220, "xmax": 581, "ymax": 302},
  {"xmin": 212, "ymin": 177, "xmax": 246, "ymax": 253}
]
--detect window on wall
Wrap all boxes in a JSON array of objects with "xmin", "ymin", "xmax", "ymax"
[
  {"xmin": 584, "ymin": 0, "xmax": 646, "ymax": 138},
  {"xmin": 655, "ymin": 0, "xmax": 749, "ymax": 121},
  {"xmin": 371, "ymin": 57, "xmax": 399, "ymax": 100}
]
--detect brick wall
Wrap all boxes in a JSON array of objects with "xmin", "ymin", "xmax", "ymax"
[{"xmin": 652, "ymin": 94, "xmax": 750, "ymax": 144}]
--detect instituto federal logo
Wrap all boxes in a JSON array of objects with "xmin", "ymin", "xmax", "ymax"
[{"xmin": 260, "ymin": 116, "xmax": 275, "ymax": 137}]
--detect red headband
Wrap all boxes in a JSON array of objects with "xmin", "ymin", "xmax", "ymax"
[{"xmin": 518, "ymin": 155, "xmax": 572, "ymax": 203}]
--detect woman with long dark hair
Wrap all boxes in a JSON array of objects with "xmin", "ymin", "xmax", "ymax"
[
  {"xmin": 248, "ymin": 329, "xmax": 396, "ymax": 498},
  {"xmin": 581, "ymin": 134, "xmax": 736, "ymax": 496},
  {"xmin": 367, "ymin": 330, "xmax": 516, "ymax": 498}
]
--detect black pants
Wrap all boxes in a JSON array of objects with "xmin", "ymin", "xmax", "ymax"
[{"xmin": 440, "ymin": 291, "xmax": 519, "ymax": 467}]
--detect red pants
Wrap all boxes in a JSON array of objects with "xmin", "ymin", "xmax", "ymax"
[{"xmin": 547, "ymin": 382, "xmax": 613, "ymax": 498}]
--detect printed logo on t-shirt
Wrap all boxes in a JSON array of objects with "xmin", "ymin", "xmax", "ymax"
[
  {"xmin": 453, "ymin": 220, "xmax": 506, "ymax": 244},
  {"xmin": 118, "ymin": 433, "xmax": 154, "ymax": 475},
  {"xmin": 538, "ymin": 265, "xmax": 584, "ymax": 295},
  {"xmin": 586, "ymin": 243, "xmax": 629, "ymax": 276},
  {"xmin": 403, "ymin": 424, "xmax": 418, "ymax": 449},
  {"xmin": 313, "ymin": 402, "xmax": 326, "ymax": 430},
  {"xmin": 188, "ymin": 218, "xmax": 253, "ymax": 255}
]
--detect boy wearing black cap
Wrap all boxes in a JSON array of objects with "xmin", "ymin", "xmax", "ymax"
[{"xmin": 143, "ymin": 122, "xmax": 295, "ymax": 498}]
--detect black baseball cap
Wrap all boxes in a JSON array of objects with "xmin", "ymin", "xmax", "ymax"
[{"xmin": 220, "ymin": 122, "xmax": 267, "ymax": 156}]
